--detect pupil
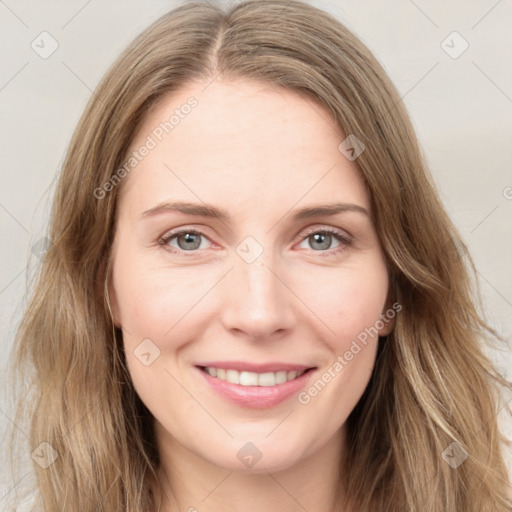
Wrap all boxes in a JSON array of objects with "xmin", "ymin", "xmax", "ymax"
[
  {"xmin": 311, "ymin": 233, "xmax": 331, "ymax": 250},
  {"xmin": 179, "ymin": 233, "xmax": 200, "ymax": 250}
]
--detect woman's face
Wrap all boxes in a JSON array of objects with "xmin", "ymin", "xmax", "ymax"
[{"xmin": 109, "ymin": 78, "xmax": 395, "ymax": 473}]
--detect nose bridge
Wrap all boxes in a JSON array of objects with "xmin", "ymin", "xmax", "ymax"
[
  {"xmin": 245, "ymin": 257, "xmax": 278, "ymax": 309},
  {"xmin": 235, "ymin": 233, "xmax": 280, "ymax": 303},
  {"xmin": 220, "ymin": 243, "xmax": 295, "ymax": 339}
]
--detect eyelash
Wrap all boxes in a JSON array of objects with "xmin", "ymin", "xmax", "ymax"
[{"xmin": 158, "ymin": 227, "xmax": 352, "ymax": 257}]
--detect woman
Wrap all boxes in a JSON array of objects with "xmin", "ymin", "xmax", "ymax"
[{"xmin": 10, "ymin": 0, "xmax": 511, "ymax": 510}]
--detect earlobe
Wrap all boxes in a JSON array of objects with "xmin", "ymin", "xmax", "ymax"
[
  {"xmin": 106, "ymin": 278, "xmax": 122, "ymax": 328},
  {"xmin": 378, "ymin": 314, "xmax": 395, "ymax": 337},
  {"xmin": 99, "ymin": 256, "xmax": 122, "ymax": 328},
  {"xmin": 378, "ymin": 291, "xmax": 397, "ymax": 337}
]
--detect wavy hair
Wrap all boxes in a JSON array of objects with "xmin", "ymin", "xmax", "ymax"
[{"xmin": 9, "ymin": 0, "xmax": 511, "ymax": 510}]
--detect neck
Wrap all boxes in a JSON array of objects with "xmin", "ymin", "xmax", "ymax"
[{"xmin": 150, "ymin": 424, "xmax": 348, "ymax": 512}]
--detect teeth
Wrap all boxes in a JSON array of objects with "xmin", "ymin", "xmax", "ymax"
[
  {"xmin": 203, "ymin": 367, "xmax": 306, "ymax": 386},
  {"xmin": 275, "ymin": 371, "xmax": 287, "ymax": 384},
  {"xmin": 240, "ymin": 371, "xmax": 259, "ymax": 386},
  {"xmin": 226, "ymin": 369, "xmax": 239, "ymax": 384}
]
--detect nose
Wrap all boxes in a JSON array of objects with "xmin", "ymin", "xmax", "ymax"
[{"xmin": 219, "ymin": 251, "xmax": 296, "ymax": 342}]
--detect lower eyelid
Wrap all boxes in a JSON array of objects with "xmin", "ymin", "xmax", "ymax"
[
  {"xmin": 299, "ymin": 229, "xmax": 351, "ymax": 243},
  {"xmin": 298, "ymin": 233, "xmax": 351, "ymax": 252},
  {"xmin": 159, "ymin": 228, "xmax": 351, "ymax": 253},
  {"xmin": 160, "ymin": 230, "xmax": 212, "ymax": 248}
]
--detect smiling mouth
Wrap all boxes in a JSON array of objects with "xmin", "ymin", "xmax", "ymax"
[{"xmin": 197, "ymin": 366, "xmax": 316, "ymax": 387}]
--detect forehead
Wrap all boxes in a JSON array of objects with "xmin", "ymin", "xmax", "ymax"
[{"xmin": 118, "ymin": 78, "xmax": 370, "ymax": 218}]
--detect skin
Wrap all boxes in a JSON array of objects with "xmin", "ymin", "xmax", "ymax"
[{"xmin": 108, "ymin": 77, "xmax": 395, "ymax": 512}]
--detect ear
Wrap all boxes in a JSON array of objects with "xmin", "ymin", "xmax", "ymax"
[
  {"xmin": 378, "ymin": 289, "xmax": 397, "ymax": 337},
  {"xmin": 107, "ymin": 276, "xmax": 122, "ymax": 328},
  {"xmin": 97, "ymin": 256, "xmax": 122, "ymax": 328}
]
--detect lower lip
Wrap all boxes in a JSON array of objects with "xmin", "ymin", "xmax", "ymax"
[{"xmin": 196, "ymin": 367, "xmax": 315, "ymax": 409}]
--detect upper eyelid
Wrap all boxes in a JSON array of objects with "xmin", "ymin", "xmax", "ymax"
[
  {"xmin": 299, "ymin": 225, "xmax": 351, "ymax": 239},
  {"xmin": 159, "ymin": 224, "xmax": 352, "ymax": 248},
  {"xmin": 160, "ymin": 228, "xmax": 213, "ymax": 246}
]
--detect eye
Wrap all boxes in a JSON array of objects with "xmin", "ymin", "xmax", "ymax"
[
  {"xmin": 158, "ymin": 226, "xmax": 352, "ymax": 256},
  {"xmin": 159, "ymin": 229, "xmax": 213, "ymax": 252},
  {"xmin": 297, "ymin": 228, "xmax": 352, "ymax": 255}
]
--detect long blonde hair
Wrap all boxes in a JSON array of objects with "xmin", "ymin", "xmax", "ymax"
[{"xmin": 9, "ymin": 1, "xmax": 511, "ymax": 510}]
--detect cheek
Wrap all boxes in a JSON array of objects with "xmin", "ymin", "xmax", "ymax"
[
  {"xmin": 111, "ymin": 251, "xmax": 209, "ymax": 340},
  {"xmin": 295, "ymin": 258, "xmax": 389, "ymax": 347},
  {"xmin": 295, "ymin": 268, "xmax": 384, "ymax": 424}
]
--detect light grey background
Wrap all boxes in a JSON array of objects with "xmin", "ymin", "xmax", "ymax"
[{"xmin": 1, "ymin": 0, "xmax": 511, "ymax": 506}]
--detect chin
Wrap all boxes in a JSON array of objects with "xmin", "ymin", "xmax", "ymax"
[{"xmin": 213, "ymin": 431, "xmax": 317, "ymax": 473}]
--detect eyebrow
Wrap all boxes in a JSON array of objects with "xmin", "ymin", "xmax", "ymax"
[{"xmin": 139, "ymin": 201, "xmax": 369, "ymax": 222}]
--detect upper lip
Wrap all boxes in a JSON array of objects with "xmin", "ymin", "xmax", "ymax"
[{"xmin": 196, "ymin": 361, "xmax": 316, "ymax": 373}]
